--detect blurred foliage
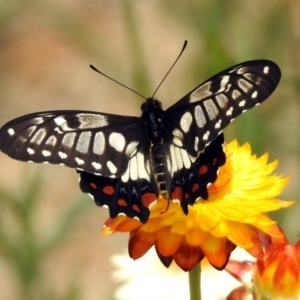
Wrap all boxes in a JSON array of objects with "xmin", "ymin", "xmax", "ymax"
[
  {"xmin": 0, "ymin": 1, "xmax": 300, "ymax": 299},
  {"xmin": 0, "ymin": 168, "xmax": 88, "ymax": 300}
]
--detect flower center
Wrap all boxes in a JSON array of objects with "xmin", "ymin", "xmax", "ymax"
[{"xmin": 208, "ymin": 162, "xmax": 232, "ymax": 194}]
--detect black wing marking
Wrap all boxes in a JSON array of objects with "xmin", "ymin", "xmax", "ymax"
[
  {"xmin": 78, "ymin": 148, "xmax": 159, "ymax": 223},
  {"xmin": 0, "ymin": 110, "xmax": 144, "ymax": 177},
  {"xmin": 165, "ymin": 60, "xmax": 281, "ymax": 156}
]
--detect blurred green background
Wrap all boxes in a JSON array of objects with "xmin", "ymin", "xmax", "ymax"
[{"xmin": 0, "ymin": 1, "xmax": 299, "ymax": 299}]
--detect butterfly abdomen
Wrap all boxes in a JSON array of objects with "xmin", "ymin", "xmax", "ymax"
[
  {"xmin": 151, "ymin": 143, "xmax": 168, "ymax": 196},
  {"xmin": 141, "ymin": 99, "xmax": 169, "ymax": 195}
]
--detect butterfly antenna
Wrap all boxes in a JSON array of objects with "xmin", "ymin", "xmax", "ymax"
[
  {"xmin": 151, "ymin": 40, "xmax": 188, "ymax": 99},
  {"xmin": 90, "ymin": 65, "xmax": 147, "ymax": 101}
]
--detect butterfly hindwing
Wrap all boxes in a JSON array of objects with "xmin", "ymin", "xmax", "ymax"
[
  {"xmin": 168, "ymin": 134, "xmax": 225, "ymax": 214},
  {"xmin": 78, "ymin": 148, "xmax": 159, "ymax": 222},
  {"xmin": 165, "ymin": 60, "xmax": 281, "ymax": 157},
  {"xmin": 0, "ymin": 110, "xmax": 144, "ymax": 177}
]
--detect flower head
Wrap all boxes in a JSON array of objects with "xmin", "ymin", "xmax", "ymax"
[
  {"xmin": 103, "ymin": 140, "xmax": 293, "ymax": 271},
  {"xmin": 225, "ymin": 229, "xmax": 300, "ymax": 300},
  {"xmin": 253, "ymin": 231, "xmax": 300, "ymax": 299}
]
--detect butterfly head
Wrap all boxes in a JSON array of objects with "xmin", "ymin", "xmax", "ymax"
[{"xmin": 141, "ymin": 98, "xmax": 163, "ymax": 113}]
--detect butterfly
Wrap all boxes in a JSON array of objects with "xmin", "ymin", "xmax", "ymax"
[{"xmin": 0, "ymin": 60, "xmax": 281, "ymax": 223}]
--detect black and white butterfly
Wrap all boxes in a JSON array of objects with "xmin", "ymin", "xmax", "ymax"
[{"xmin": 0, "ymin": 60, "xmax": 281, "ymax": 223}]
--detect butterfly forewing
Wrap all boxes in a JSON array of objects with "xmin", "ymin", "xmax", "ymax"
[
  {"xmin": 0, "ymin": 111, "xmax": 144, "ymax": 177},
  {"xmin": 165, "ymin": 60, "xmax": 281, "ymax": 156}
]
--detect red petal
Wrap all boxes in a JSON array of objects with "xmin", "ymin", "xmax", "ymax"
[
  {"xmin": 173, "ymin": 240, "xmax": 204, "ymax": 271},
  {"xmin": 129, "ymin": 229, "xmax": 156, "ymax": 259}
]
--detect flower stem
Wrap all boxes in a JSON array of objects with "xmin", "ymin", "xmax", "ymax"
[{"xmin": 188, "ymin": 263, "xmax": 201, "ymax": 300}]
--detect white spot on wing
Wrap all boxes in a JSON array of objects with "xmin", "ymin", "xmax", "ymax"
[
  {"xmin": 92, "ymin": 162, "xmax": 102, "ymax": 170},
  {"xmin": 7, "ymin": 128, "xmax": 15, "ymax": 136},
  {"xmin": 75, "ymin": 157, "xmax": 85, "ymax": 165},
  {"xmin": 215, "ymin": 94, "xmax": 228, "ymax": 108},
  {"xmin": 122, "ymin": 152, "xmax": 150, "ymax": 181},
  {"xmin": 54, "ymin": 127, "xmax": 63, "ymax": 134},
  {"xmin": 194, "ymin": 105, "xmax": 207, "ymax": 128},
  {"xmin": 32, "ymin": 117, "xmax": 45, "ymax": 124},
  {"xmin": 93, "ymin": 132, "xmax": 105, "ymax": 155},
  {"xmin": 203, "ymin": 99, "xmax": 219, "ymax": 121},
  {"xmin": 136, "ymin": 152, "xmax": 150, "ymax": 179},
  {"xmin": 215, "ymin": 119, "xmax": 222, "ymax": 129},
  {"xmin": 216, "ymin": 75, "xmax": 229, "ymax": 93},
  {"xmin": 239, "ymin": 100, "xmax": 246, "ymax": 107},
  {"xmin": 180, "ymin": 111, "xmax": 193, "ymax": 133},
  {"xmin": 194, "ymin": 136, "xmax": 199, "ymax": 152},
  {"xmin": 54, "ymin": 116, "xmax": 66, "ymax": 126},
  {"xmin": 27, "ymin": 148, "xmax": 35, "ymax": 155},
  {"xmin": 263, "ymin": 66, "xmax": 269, "ymax": 74},
  {"xmin": 168, "ymin": 145, "xmax": 196, "ymax": 175},
  {"xmin": 121, "ymin": 164, "xmax": 130, "ymax": 182},
  {"xmin": 62, "ymin": 132, "xmax": 76, "ymax": 148},
  {"xmin": 77, "ymin": 114, "xmax": 108, "ymax": 129},
  {"xmin": 125, "ymin": 141, "xmax": 138, "ymax": 156},
  {"xmin": 232, "ymin": 89, "xmax": 241, "ymax": 100},
  {"xmin": 181, "ymin": 148, "xmax": 191, "ymax": 169},
  {"xmin": 31, "ymin": 128, "xmax": 46, "ymax": 145},
  {"xmin": 42, "ymin": 150, "xmax": 51, "ymax": 157},
  {"xmin": 173, "ymin": 136, "xmax": 183, "ymax": 147},
  {"xmin": 172, "ymin": 129, "xmax": 183, "ymax": 140},
  {"xmin": 189, "ymin": 82, "xmax": 212, "ymax": 103},
  {"xmin": 251, "ymin": 91, "xmax": 258, "ymax": 98},
  {"xmin": 76, "ymin": 131, "xmax": 91, "ymax": 153},
  {"xmin": 238, "ymin": 78, "xmax": 253, "ymax": 93},
  {"xmin": 203, "ymin": 131, "xmax": 210, "ymax": 141},
  {"xmin": 226, "ymin": 107, "xmax": 234, "ymax": 116},
  {"xmin": 46, "ymin": 135, "xmax": 57, "ymax": 146},
  {"xmin": 107, "ymin": 160, "xmax": 117, "ymax": 174},
  {"xmin": 58, "ymin": 151, "xmax": 67, "ymax": 159},
  {"xmin": 109, "ymin": 132, "xmax": 126, "ymax": 152}
]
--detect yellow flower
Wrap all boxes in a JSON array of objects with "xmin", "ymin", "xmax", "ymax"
[{"xmin": 102, "ymin": 140, "xmax": 293, "ymax": 271}]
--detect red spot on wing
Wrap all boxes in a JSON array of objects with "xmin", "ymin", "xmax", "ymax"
[
  {"xmin": 199, "ymin": 165, "xmax": 208, "ymax": 175},
  {"xmin": 117, "ymin": 198, "xmax": 127, "ymax": 207},
  {"xmin": 192, "ymin": 183, "xmax": 199, "ymax": 192},
  {"xmin": 103, "ymin": 186, "xmax": 114, "ymax": 195},
  {"xmin": 132, "ymin": 204, "xmax": 141, "ymax": 212},
  {"xmin": 90, "ymin": 182, "xmax": 97, "ymax": 189},
  {"xmin": 185, "ymin": 193, "xmax": 189, "ymax": 199},
  {"xmin": 212, "ymin": 158, "xmax": 217, "ymax": 165},
  {"xmin": 141, "ymin": 192, "xmax": 157, "ymax": 208},
  {"xmin": 171, "ymin": 186, "xmax": 183, "ymax": 201}
]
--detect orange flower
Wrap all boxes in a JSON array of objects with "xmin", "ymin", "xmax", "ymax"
[
  {"xmin": 253, "ymin": 232, "xmax": 300, "ymax": 299},
  {"xmin": 225, "ymin": 230, "xmax": 300, "ymax": 300},
  {"xmin": 102, "ymin": 140, "xmax": 293, "ymax": 271}
]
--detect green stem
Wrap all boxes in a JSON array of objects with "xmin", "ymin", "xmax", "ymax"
[{"xmin": 188, "ymin": 263, "xmax": 201, "ymax": 300}]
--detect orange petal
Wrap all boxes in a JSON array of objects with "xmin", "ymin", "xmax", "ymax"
[
  {"xmin": 129, "ymin": 229, "xmax": 156, "ymax": 259},
  {"xmin": 156, "ymin": 226, "xmax": 183, "ymax": 256},
  {"xmin": 201, "ymin": 236, "xmax": 228, "ymax": 269}
]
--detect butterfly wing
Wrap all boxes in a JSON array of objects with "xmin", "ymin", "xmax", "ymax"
[
  {"xmin": 165, "ymin": 60, "xmax": 281, "ymax": 157},
  {"xmin": 0, "ymin": 110, "xmax": 145, "ymax": 177},
  {"xmin": 166, "ymin": 133, "xmax": 226, "ymax": 214},
  {"xmin": 78, "ymin": 146, "xmax": 159, "ymax": 223}
]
